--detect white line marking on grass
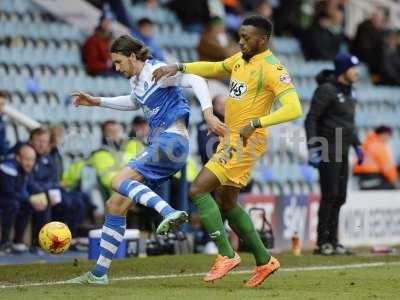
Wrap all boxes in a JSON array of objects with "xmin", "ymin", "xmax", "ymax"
[{"xmin": 1, "ymin": 261, "xmax": 399, "ymax": 289}]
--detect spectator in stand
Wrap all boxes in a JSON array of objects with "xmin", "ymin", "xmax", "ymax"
[
  {"xmin": 89, "ymin": 120, "xmax": 145, "ymax": 196},
  {"xmin": 353, "ymin": 126, "xmax": 398, "ymax": 190},
  {"xmin": 129, "ymin": 115, "xmax": 149, "ymax": 141},
  {"xmin": 351, "ymin": 8, "xmax": 386, "ymax": 77},
  {"xmin": 301, "ymin": 9, "xmax": 343, "ymax": 60},
  {"xmin": 0, "ymin": 144, "xmax": 36, "ymax": 254},
  {"xmin": 97, "ymin": 0, "xmax": 133, "ymax": 28},
  {"xmin": 198, "ymin": 17, "xmax": 239, "ymax": 62},
  {"xmin": 14, "ymin": 128, "xmax": 81, "ymax": 253},
  {"xmin": 167, "ymin": 0, "xmax": 210, "ymax": 33},
  {"xmin": 252, "ymin": 0, "xmax": 273, "ymax": 19},
  {"xmin": 48, "ymin": 124, "xmax": 88, "ymax": 241},
  {"xmin": 132, "ymin": 18, "xmax": 164, "ymax": 61},
  {"xmin": 272, "ymin": 1, "xmax": 299, "ymax": 36},
  {"xmin": 82, "ymin": 12, "xmax": 114, "ymax": 76},
  {"xmin": 0, "ymin": 91, "xmax": 9, "ymax": 160},
  {"xmin": 197, "ymin": 94, "xmax": 226, "ymax": 165},
  {"xmin": 49, "ymin": 124, "xmax": 65, "ymax": 180},
  {"xmin": 380, "ymin": 30, "xmax": 400, "ymax": 86},
  {"xmin": 13, "ymin": 128, "xmax": 54, "ymax": 252}
]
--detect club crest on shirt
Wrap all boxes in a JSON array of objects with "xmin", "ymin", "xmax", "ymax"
[
  {"xmin": 234, "ymin": 63, "xmax": 241, "ymax": 71},
  {"xmin": 279, "ymin": 74, "xmax": 291, "ymax": 84},
  {"xmin": 229, "ymin": 79, "xmax": 248, "ymax": 99}
]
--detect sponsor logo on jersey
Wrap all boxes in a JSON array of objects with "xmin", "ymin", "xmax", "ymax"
[
  {"xmin": 144, "ymin": 81, "xmax": 149, "ymax": 91},
  {"xmin": 229, "ymin": 79, "xmax": 248, "ymax": 99},
  {"xmin": 279, "ymin": 73, "xmax": 291, "ymax": 84},
  {"xmin": 143, "ymin": 105, "xmax": 160, "ymax": 117}
]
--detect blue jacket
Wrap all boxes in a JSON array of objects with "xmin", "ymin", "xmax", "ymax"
[
  {"xmin": 29, "ymin": 154, "xmax": 60, "ymax": 194},
  {"xmin": 132, "ymin": 30, "xmax": 165, "ymax": 61},
  {"xmin": 0, "ymin": 116, "xmax": 9, "ymax": 158},
  {"xmin": 0, "ymin": 159, "xmax": 30, "ymax": 203}
]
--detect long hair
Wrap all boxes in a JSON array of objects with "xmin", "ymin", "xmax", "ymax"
[{"xmin": 110, "ymin": 35, "xmax": 151, "ymax": 61}]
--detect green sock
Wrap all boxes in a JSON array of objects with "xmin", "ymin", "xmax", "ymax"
[
  {"xmin": 192, "ymin": 194, "xmax": 234, "ymax": 258},
  {"xmin": 224, "ymin": 204, "xmax": 271, "ymax": 265}
]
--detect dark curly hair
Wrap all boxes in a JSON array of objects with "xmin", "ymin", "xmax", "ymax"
[{"xmin": 110, "ymin": 35, "xmax": 151, "ymax": 61}]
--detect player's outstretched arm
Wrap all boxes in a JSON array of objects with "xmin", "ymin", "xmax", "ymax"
[
  {"xmin": 152, "ymin": 52, "xmax": 243, "ymax": 83},
  {"xmin": 72, "ymin": 91, "xmax": 139, "ymax": 111},
  {"xmin": 153, "ymin": 61, "xmax": 226, "ymax": 82},
  {"xmin": 71, "ymin": 91, "xmax": 101, "ymax": 107}
]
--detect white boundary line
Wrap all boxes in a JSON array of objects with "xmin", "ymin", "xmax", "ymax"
[{"xmin": 1, "ymin": 261, "xmax": 399, "ymax": 289}]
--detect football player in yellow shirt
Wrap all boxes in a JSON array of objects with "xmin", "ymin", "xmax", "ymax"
[{"xmin": 153, "ymin": 15, "xmax": 302, "ymax": 287}]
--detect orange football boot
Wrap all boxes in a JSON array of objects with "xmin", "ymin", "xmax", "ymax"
[
  {"xmin": 203, "ymin": 252, "xmax": 241, "ymax": 282},
  {"xmin": 244, "ymin": 256, "xmax": 280, "ymax": 288}
]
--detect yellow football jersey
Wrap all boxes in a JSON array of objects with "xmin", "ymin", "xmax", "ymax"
[{"xmin": 221, "ymin": 49, "xmax": 295, "ymax": 136}]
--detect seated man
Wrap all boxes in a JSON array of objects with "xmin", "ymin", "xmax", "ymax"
[
  {"xmin": 0, "ymin": 144, "xmax": 36, "ymax": 253},
  {"xmin": 14, "ymin": 128, "xmax": 85, "ymax": 252},
  {"xmin": 353, "ymin": 126, "xmax": 398, "ymax": 189}
]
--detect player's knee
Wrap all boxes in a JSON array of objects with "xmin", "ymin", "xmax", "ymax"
[
  {"xmin": 219, "ymin": 198, "xmax": 236, "ymax": 212},
  {"xmin": 105, "ymin": 198, "xmax": 124, "ymax": 216},
  {"xmin": 189, "ymin": 184, "xmax": 202, "ymax": 200}
]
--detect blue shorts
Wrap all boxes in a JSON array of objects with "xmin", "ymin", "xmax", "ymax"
[{"xmin": 128, "ymin": 132, "xmax": 189, "ymax": 185}]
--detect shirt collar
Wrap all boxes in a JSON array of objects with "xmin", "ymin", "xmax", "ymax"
[{"xmin": 249, "ymin": 49, "xmax": 272, "ymax": 63}]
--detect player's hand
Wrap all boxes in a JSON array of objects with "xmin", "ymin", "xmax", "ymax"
[
  {"xmin": 239, "ymin": 123, "xmax": 255, "ymax": 147},
  {"xmin": 71, "ymin": 91, "xmax": 100, "ymax": 107},
  {"xmin": 152, "ymin": 65, "xmax": 179, "ymax": 83},
  {"xmin": 203, "ymin": 108, "xmax": 227, "ymax": 137}
]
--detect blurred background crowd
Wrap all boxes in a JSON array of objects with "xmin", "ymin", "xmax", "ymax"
[{"xmin": 0, "ymin": 0, "xmax": 399, "ymax": 256}]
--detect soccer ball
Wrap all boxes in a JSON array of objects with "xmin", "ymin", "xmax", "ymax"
[{"xmin": 39, "ymin": 222, "xmax": 72, "ymax": 254}]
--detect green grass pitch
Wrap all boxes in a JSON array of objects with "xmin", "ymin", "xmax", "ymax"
[{"xmin": 1, "ymin": 252, "xmax": 399, "ymax": 300}]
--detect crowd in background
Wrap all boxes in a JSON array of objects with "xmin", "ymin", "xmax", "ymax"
[{"xmin": 83, "ymin": 0, "xmax": 400, "ymax": 86}]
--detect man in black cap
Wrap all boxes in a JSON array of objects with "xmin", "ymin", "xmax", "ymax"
[{"xmin": 305, "ymin": 53, "xmax": 364, "ymax": 255}]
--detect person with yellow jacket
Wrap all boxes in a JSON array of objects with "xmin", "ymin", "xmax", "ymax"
[
  {"xmin": 353, "ymin": 126, "xmax": 398, "ymax": 190},
  {"xmin": 62, "ymin": 120, "xmax": 145, "ymax": 197}
]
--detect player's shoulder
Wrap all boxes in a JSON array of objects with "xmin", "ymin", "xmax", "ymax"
[
  {"xmin": 146, "ymin": 58, "xmax": 166, "ymax": 69},
  {"xmin": 262, "ymin": 53, "xmax": 291, "ymax": 82},
  {"xmin": 223, "ymin": 52, "xmax": 243, "ymax": 66},
  {"xmin": 141, "ymin": 59, "xmax": 167, "ymax": 81},
  {"xmin": 262, "ymin": 53, "xmax": 287, "ymax": 71}
]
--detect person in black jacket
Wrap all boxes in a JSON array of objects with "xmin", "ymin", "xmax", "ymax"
[
  {"xmin": 301, "ymin": 10, "xmax": 343, "ymax": 61},
  {"xmin": 305, "ymin": 53, "xmax": 364, "ymax": 256},
  {"xmin": 0, "ymin": 144, "xmax": 36, "ymax": 253}
]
